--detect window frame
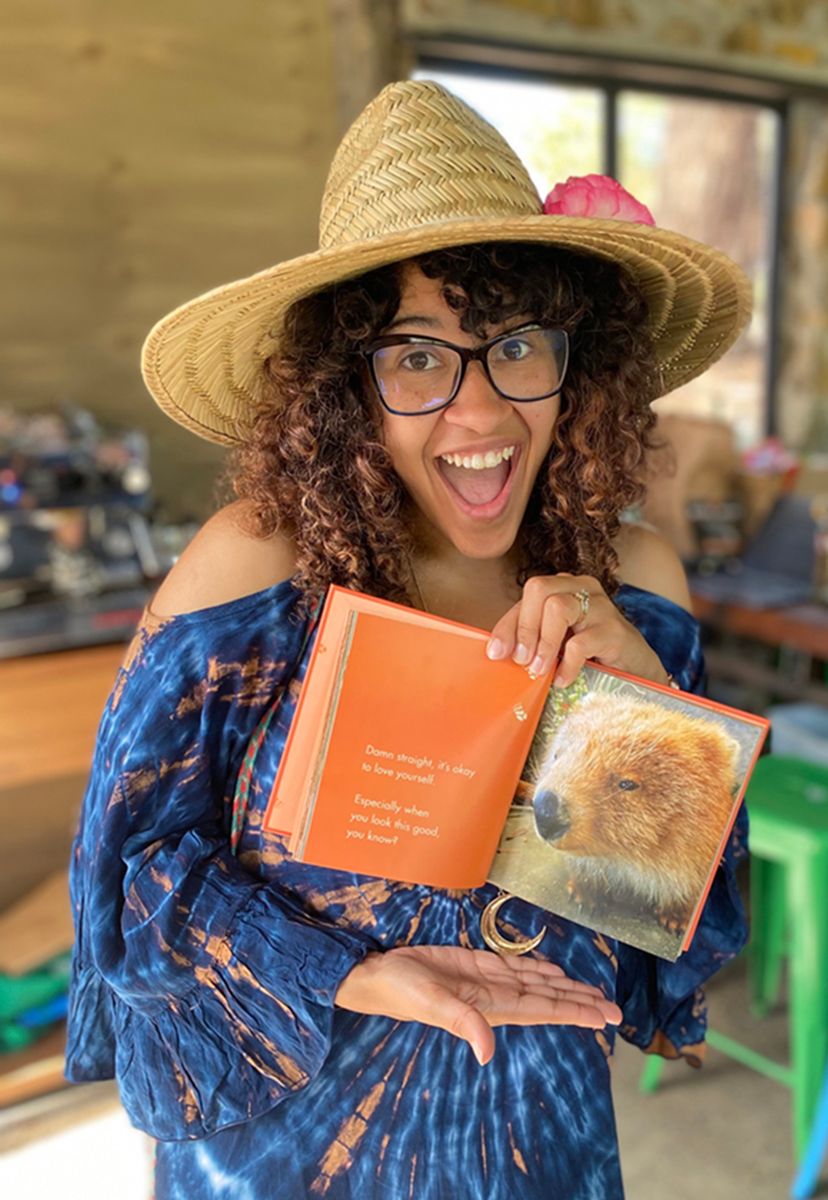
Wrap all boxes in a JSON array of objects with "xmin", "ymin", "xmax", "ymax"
[{"xmin": 413, "ymin": 40, "xmax": 789, "ymax": 438}]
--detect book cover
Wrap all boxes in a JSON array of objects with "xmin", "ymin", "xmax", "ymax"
[{"xmin": 264, "ymin": 585, "xmax": 768, "ymax": 960}]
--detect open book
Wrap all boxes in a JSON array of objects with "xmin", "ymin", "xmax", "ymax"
[{"xmin": 264, "ymin": 585, "xmax": 768, "ymax": 961}]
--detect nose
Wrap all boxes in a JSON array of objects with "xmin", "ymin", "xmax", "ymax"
[
  {"xmin": 533, "ymin": 789, "xmax": 570, "ymax": 843},
  {"xmin": 443, "ymin": 359, "xmax": 511, "ymax": 431}
]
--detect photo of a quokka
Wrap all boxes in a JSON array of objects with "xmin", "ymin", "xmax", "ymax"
[{"xmin": 531, "ymin": 691, "xmax": 741, "ymax": 933}]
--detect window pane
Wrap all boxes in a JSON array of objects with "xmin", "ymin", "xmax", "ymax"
[
  {"xmin": 619, "ymin": 91, "xmax": 778, "ymax": 448},
  {"xmin": 412, "ymin": 67, "xmax": 604, "ymax": 195}
]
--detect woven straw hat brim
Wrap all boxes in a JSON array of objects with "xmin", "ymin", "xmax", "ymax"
[{"xmin": 141, "ymin": 213, "xmax": 752, "ymax": 447}]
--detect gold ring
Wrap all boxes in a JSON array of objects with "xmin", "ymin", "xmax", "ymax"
[
  {"xmin": 573, "ymin": 589, "xmax": 590, "ymax": 621},
  {"xmin": 480, "ymin": 892, "xmax": 547, "ymax": 955}
]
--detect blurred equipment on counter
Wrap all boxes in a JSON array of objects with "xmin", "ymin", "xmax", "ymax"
[
  {"xmin": 813, "ymin": 495, "xmax": 828, "ymax": 606},
  {"xmin": 689, "ymin": 494, "xmax": 817, "ymax": 609},
  {"xmin": 643, "ymin": 418, "xmax": 828, "ymax": 611},
  {"xmin": 0, "ymin": 405, "xmax": 198, "ymax": 656},
  {"xmin": 686, "ymin": 498, "xmax": 744, "ymax": 574},
  {"xmin": 738, "ymin": 436, "xmax": 800, "ymax": 540},
  {"xmin": 0, "ymin": 404, "xmax": 151, "ymax": 512}
]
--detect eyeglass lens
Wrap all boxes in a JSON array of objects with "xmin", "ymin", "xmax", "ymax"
[{"xmin": 372, "ymin": 328, "xmax": 568, "ymax": 414}]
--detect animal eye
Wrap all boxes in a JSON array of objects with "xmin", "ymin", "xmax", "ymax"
[{"xmin": 618, "ymin": 778, "xmax": 639, "ymax": 791}]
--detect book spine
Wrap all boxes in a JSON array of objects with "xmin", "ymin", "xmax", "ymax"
[{"xmin": 292, "ymin": 609, "xmax": 359, "ymax": 858}]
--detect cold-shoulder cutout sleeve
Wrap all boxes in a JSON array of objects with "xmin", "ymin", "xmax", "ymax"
[
  {"xmin": 65, "ymin": 582, "xmax": 377, "ymax": 1140},
  {"xmin": 611, "ymin": 584, "xmax": 750, "ymax": 1064}
]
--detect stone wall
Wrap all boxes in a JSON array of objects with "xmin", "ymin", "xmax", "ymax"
[{"xmin": 404, "ymin": 0, "xmax": 828, "ymax": 84}]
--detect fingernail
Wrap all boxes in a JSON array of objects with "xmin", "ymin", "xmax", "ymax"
[
  {"xmin": 472, "ymin": 1043, "xmax": 484, "ymax": 1065},
  {"xmin": 529, "ymin": 654, "xmax": 545, "ymax": 676},
  {"xmin": 513, "ymin": 643, "xmax": 530, "ymax": 665},
  {"xmin": 553, "ymin": 673, "xmax": 566, "ymax": 689},
  {"xmin": 486, "ymin": 638, "xmax": 504, "ymax": 660}
]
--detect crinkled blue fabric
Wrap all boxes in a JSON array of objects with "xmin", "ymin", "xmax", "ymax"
[{"xmin": 65, "ymin": 579, "xmax": 748, "ymax": 1199}]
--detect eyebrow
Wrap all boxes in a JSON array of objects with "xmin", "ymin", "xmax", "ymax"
[{"xmin": 383, "ymin": 314, "xmax": 443, "ymax": 332}]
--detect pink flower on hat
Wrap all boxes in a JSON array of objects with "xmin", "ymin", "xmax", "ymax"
[{"xmin": 543, "ymin": 174, "xmax": 655, "ymax": 225}]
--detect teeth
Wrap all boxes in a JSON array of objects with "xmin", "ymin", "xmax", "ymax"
[{"xmin": 439, "ymin": 445, "xmax": 516, "ymax": 470}]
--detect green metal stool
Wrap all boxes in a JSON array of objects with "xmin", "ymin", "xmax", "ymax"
[{"xmin": 640, "ymin": 755, "xmax": 828, "ymax": 1158}]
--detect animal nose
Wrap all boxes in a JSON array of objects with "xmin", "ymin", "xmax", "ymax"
[{"xmin": 533, "ymin": 789, "xmax": 570, "ymax": 842}]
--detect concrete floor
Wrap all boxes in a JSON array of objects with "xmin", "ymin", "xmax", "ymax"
[{"xmin": 614, "ymin": 949, "xmax": 809, "ymax": 1199}]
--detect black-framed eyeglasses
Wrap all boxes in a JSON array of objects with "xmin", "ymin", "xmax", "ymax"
[{"xmin": 361, "ymin": 323, "xmax": 570, "ymax": 416}]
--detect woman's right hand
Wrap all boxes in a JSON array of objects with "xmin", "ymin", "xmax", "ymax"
[{"xmin": 334, "ymin": 944, "xmax": 622, "ymax": 1066}]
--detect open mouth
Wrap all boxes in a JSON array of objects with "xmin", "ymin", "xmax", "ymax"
[{"xmin": 434, "ymin": 446, "xmax": 521, "ymax": 519}]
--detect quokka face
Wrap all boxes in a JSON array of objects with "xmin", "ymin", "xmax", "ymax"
[{"xmin": 532, "ymin": 691, "xmax": 741, "ymax": 921}]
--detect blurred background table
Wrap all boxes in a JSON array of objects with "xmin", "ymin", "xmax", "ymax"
[{"xmin": 691, "ymin": 589, "xmax": 828, "ymax": 709}]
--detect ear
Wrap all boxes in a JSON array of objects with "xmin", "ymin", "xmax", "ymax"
[{"xmin": 703, "ymin": 720, "xmax": 742, "ymax": 782}]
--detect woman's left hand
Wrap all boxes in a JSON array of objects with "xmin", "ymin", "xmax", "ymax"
[{"xmin": 485, "ymin": 572, "xmax": 671, "ymax": 687}]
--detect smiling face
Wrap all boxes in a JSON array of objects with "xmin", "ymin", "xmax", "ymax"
[{"xmin": 374, "ymin": 265, "xmax": 561, "ymax": 563}]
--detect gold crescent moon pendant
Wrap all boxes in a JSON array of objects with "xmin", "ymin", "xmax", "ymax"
[{"xmin": 480, "ymin": 892, "xmax": 547, "ymax": 955}]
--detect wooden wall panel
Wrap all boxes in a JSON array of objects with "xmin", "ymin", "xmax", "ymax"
[{"xmin": 1, "ymin": 1, "xmax": 343, "ymax": 518}]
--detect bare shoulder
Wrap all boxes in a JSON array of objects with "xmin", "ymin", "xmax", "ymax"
[
  {"xmin": 613, "ymin": 521, "xmax": 693, "ymax": 613},
  {"xmin": 149, "ymin": 499, "xmax": 297, "ymax": 617}
]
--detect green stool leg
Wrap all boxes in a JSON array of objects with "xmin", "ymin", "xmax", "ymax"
[
  {"xmin": 750, "ymin": 855, "xmax": 788, "ymax": 1016},
  {"xmin": 638, "ymin": 756, "xmax": 828, "ymax": 1166},
  {"xmin": 787, "ymin": 848, "xmax": 828, "ymax": 1158},
  {"xmin": 638, "ymin": 1054, "xmax": 665, "ymax": 1093}
]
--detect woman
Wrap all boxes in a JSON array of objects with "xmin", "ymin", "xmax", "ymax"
[{"xmin": 66, "ymin": 80, "xmax": 751, "ymax": 1198}]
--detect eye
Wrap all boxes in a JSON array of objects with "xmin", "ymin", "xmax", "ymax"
[
  {"xmin": 494, "ymin": 336, "xmax": 532, "ymax": 363},
  {"xmin": 398, "ymin": 347, "xmax": 442, "ymax": 372},
  {"xmin": 618, "ymin": 778, "xmax": 639, "ymax": 791}
]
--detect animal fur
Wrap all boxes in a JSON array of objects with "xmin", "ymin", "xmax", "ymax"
[{"xmin": 531, "ymin": 691, "xmax": 741, "ymax": 931}]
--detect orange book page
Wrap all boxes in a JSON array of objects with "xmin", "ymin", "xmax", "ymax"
[
  {"xmin": 293, "ymin": 611, "xmax": 549, "ymax": 888},
  {"xmin": 265, "ymin": 586, "xmax": 482, "ymax": 836}
]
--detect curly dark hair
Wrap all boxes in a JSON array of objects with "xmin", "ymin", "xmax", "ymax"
[{"xmin": 221, "ymin": 242, "xmax": 660, "ymax": 619}]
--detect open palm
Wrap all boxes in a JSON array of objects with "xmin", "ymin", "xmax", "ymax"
[{"xmin": 335, "ymin": 943, "xmax": 622, "ymax": 1065}]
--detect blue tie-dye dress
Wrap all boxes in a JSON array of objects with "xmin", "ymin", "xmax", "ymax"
[{"xmin": 65, "ymin": 579, "xmax": 748, "ymax": 1199}]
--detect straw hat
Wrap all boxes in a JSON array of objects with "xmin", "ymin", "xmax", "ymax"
[{"xmin": 141, "ymin": 79, "xmax": 753, "ymax": 447}]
